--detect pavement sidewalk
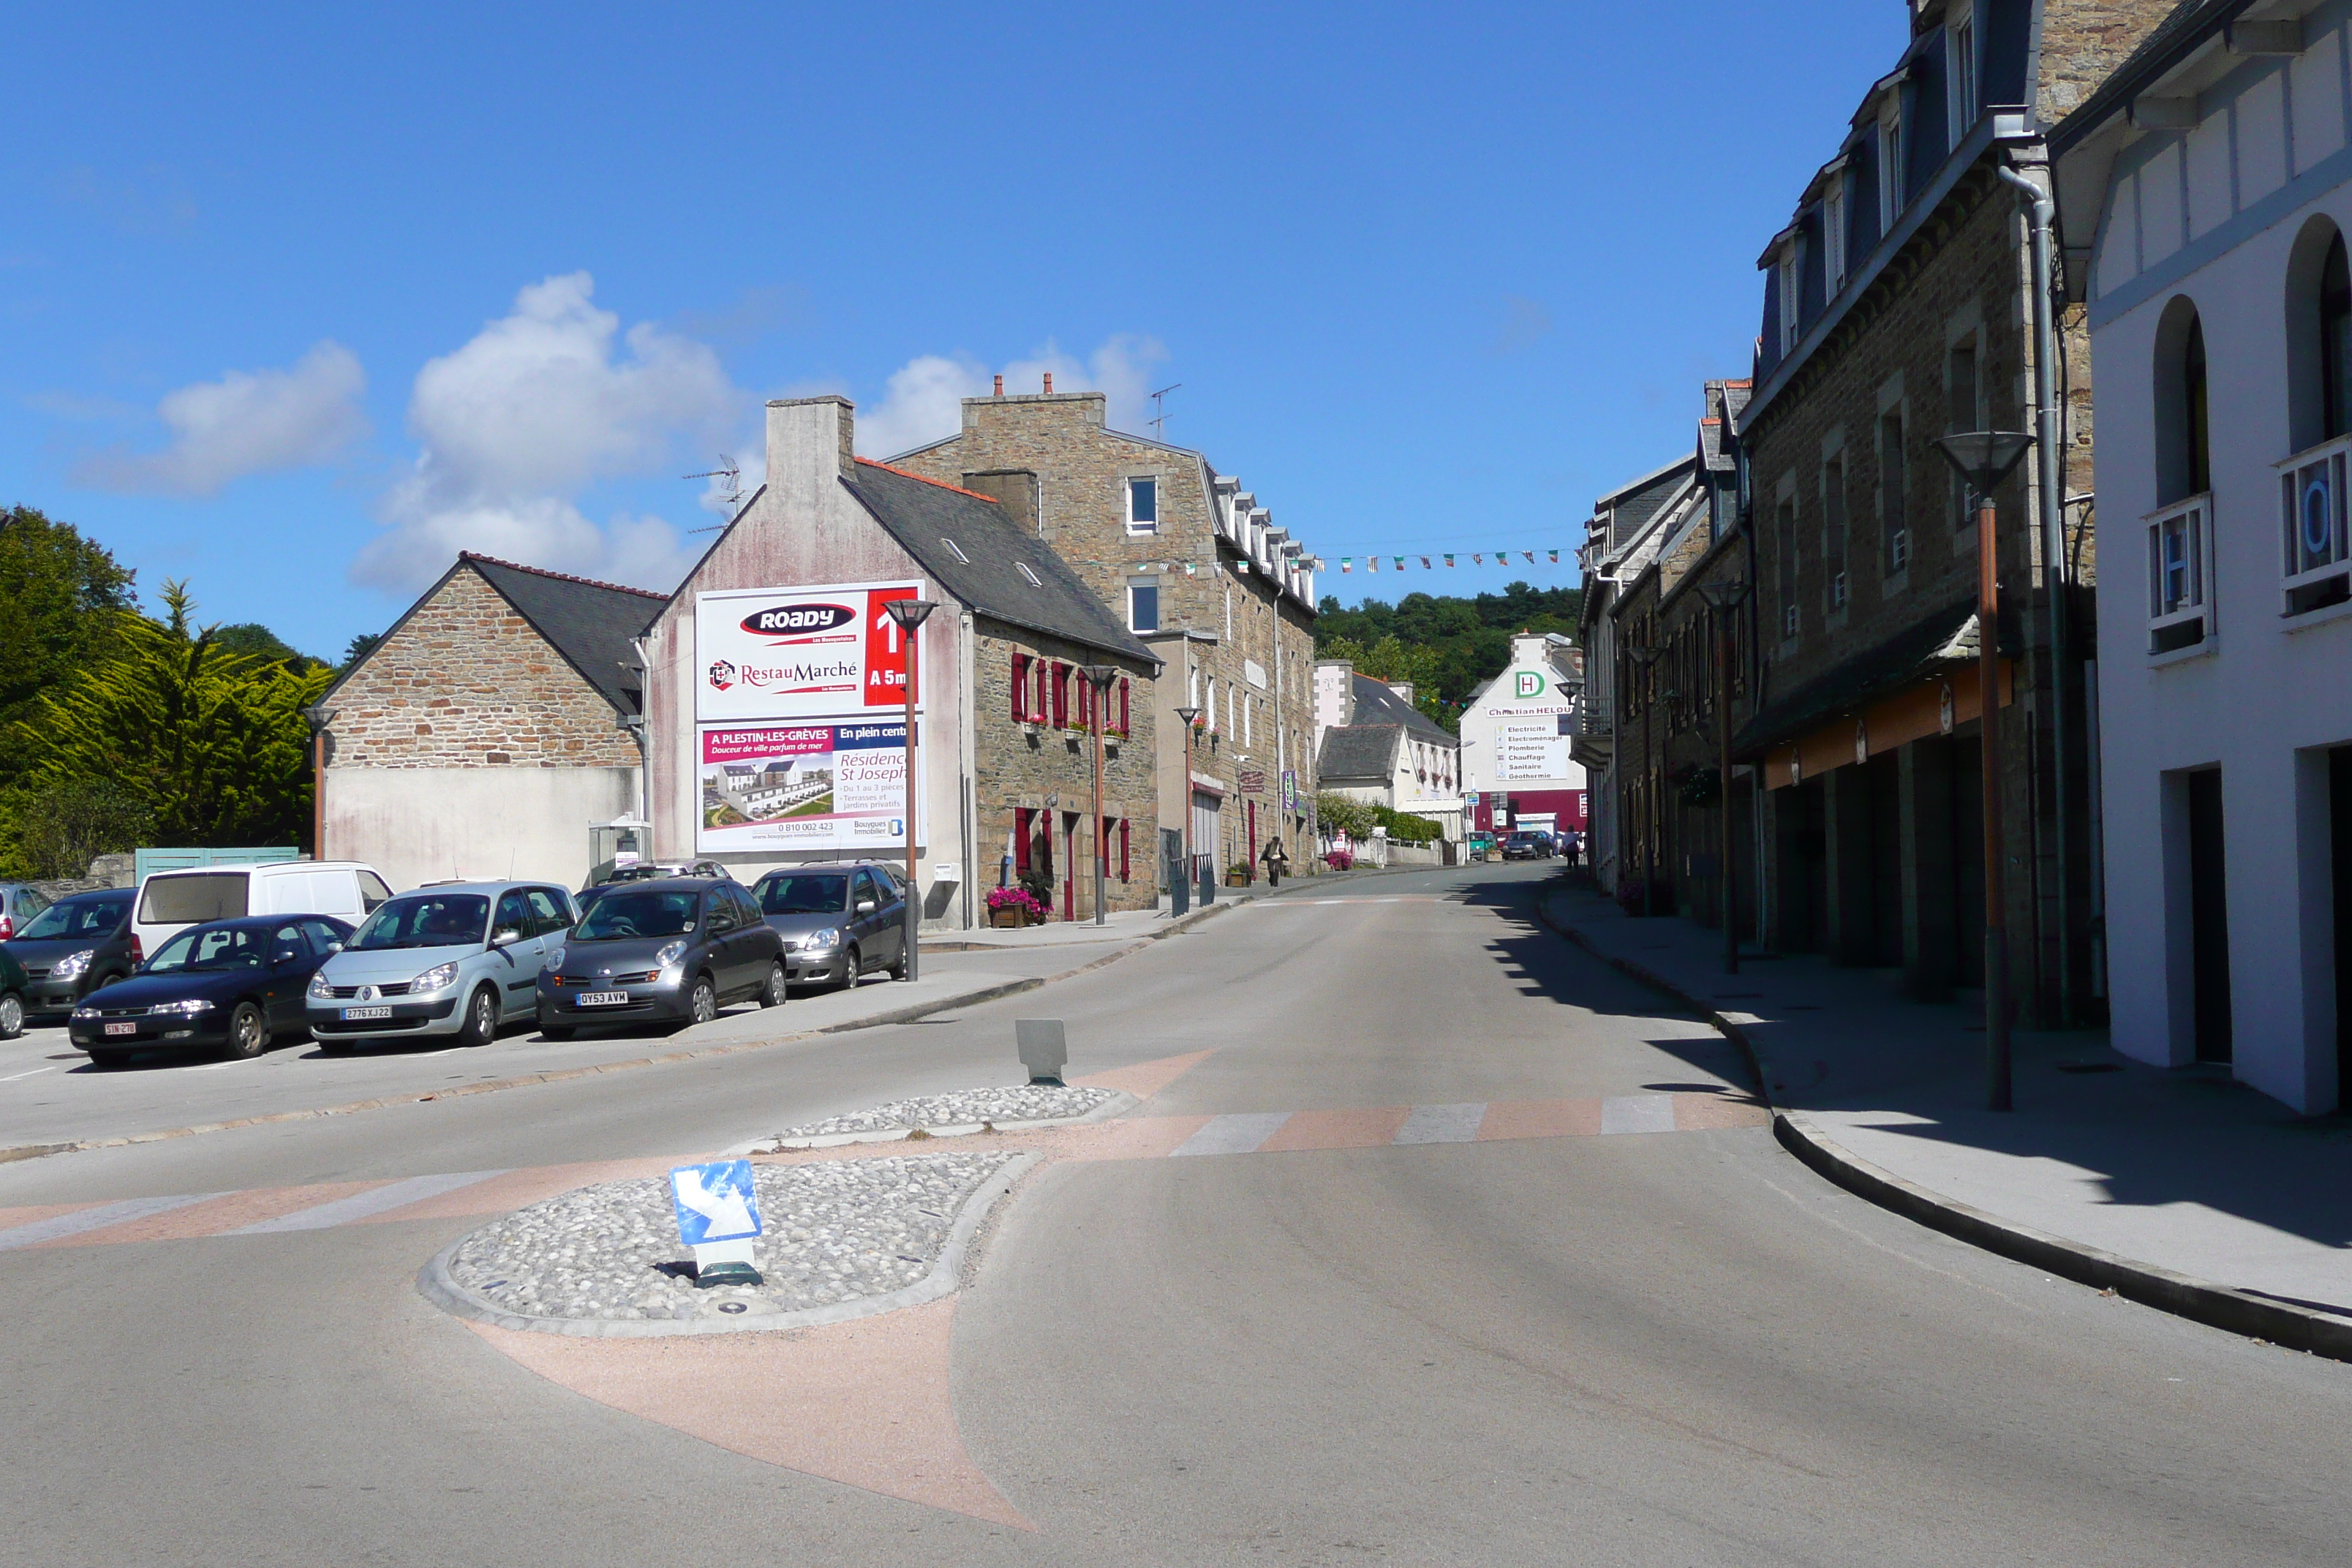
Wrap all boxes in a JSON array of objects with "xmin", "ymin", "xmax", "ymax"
[
  {"xmin": 1539, "ymin": 881, "xmax": 2352, "ymax": 1350},
  {"xmin": 920, "ymin": 864, "xmax": 1419, "ymax": 951}
]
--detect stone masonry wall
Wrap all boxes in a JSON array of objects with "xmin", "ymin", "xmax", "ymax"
[{"xmin": 328, "ymin": 566, "xmax": 640, "ymax": 769}]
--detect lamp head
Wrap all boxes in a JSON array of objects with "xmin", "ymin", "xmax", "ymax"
[
  {"xmin": 883, "ymin": 597, "xmax": 941, "ymax": 630},
  {"xmin": 1930, "ymin": 431, "xmax": 2035, "ymax": 495},
  {"xmin": 1079, "ymin": 663, "xmax": 1119, "ymax": 690},
  {"xmin": 1174, "ymin": 706, "xmax": 1202, "ymax": 725},
  {"xmin": 1695, "ymin": 578, "xmax": 1751, "ymax": 611}
]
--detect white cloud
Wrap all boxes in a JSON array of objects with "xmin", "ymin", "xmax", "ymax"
[
  {"xmin": 74, "ymin": 341, "xmax": 366, "ymax": 495},
  {"xmin": 856, "ymin": 335, "xmax": 1169, "ymax": 458},
  {"xmin": 355, "ymin": 272, "xmax": 741, "ymax": 595}
]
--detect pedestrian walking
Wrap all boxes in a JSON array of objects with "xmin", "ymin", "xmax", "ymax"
[
  {"xmin": 1561, "ymin": 829, "xmax": 1581, "ymax": 868},
  {"xmin": 1259, "ymin": 836, "xmax": 1289, "ymax": 887}
]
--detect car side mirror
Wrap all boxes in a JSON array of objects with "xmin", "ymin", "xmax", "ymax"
[
  {"xmin": 492, "ymin": 927, "xmax": 523, "ymax": 946},
  {"xmin": 855, "ymin": 899, "xmax": 877, "ymax": 914}
]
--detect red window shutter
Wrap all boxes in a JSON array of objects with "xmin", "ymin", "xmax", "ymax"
[
  {"xmin": 1119, "ymin": 819, "xmax": 1130, "ymax": 881},
  {"xmin": 1079, "ymin": 676, "xmax": 1093, "ymax": 732},
  {"xmin": 1011, "ymin": 653, "xmax": 1029, "ymax": 722},
  {"xmin": 1014, "ymin": 808, "xmax": 1032, "ymax": 872},
  {"xmin": 1052, "ymin": 664, "xmax": 1067, "ymax": 728},
  {"xmin": 1118, "ymin": 677, "xmax": 1130, "ymax": 736}
]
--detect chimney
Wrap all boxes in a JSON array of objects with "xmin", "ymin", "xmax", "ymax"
[
  {"xmin": 962, "ymin": 470, "xmax": 1040, "ymax": 536},
  {"xmin": 1042, "ymin": 372, "xmax": 1054, "ymax": 394},
  {"xmin": 765, "ymin": 395, "xmax": 856, "ymax": 519},
  {"xmin": 992, "ymin": 374, "xmax": 1003, "ymax": 396},
  {"xmin": 1388, "ymin": 682, "xmax": 1416, "ymax": 706}
]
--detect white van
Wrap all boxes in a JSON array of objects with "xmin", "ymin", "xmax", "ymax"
[{"xmin": 132, "ymin": 861, "xmax": 394, "ymax": 957}]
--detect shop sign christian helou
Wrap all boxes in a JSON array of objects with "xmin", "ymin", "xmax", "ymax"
[
  {"xmin": 1489, "ymin": 668, "xmax": 1575, "ymax": 784},
  {"xmin": 693, "ymin": 580, "xmax": 926, "ymax": 853}
]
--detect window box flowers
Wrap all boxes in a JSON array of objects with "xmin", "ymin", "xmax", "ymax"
[{"xmin": 986, "ymin": 886, "xmax": 1047, "ymax": 927}]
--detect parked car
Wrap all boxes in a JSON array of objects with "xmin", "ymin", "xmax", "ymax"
[
  {"xmin": 306, "ymin": 881, "xmax": 576, "ymax": 1052},
  {"xmin": 1500, "ymin": 832, "xmax": 1547, "ymax": 862},
  {"xmin": 748, "ymin": 863, "xmax": 908, "ymax": 988},
  {"xmin": 0, "ymin": 883, "xmax": 53, "ymax": 942},
  {"xmin": 1466, "ymin": 833, "xmax": 1495, "ymax": 863},
  {"xmin": 576, "ymin": 860, "xmax": 731, "ymax": 916},
  {"xmin": 69, "ymin": 916, "xmax": 354, "ymax": 1065},
  {"xmin": 133, "ymin": 861, "xmax": 392, "ymax": 958},
  {"xmin": 4, "ymin": 889, "xmax": 140, "ymax": 1019},
  {"xmin": 0, "ymin": 946, "xmax": 27, "ymax": 1039},
  {"xmin": 537, "ymin": 877, "xmax": 785, "ymax": 1036}
]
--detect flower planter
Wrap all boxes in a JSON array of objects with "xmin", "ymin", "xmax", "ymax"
[
  {"xmin": 1224, "ymin": 871, "xmax": 1251, "ymax": 888},
  {"xmin": 990, "ymin": 907, "xmax": 1026, "ymax": 929}
]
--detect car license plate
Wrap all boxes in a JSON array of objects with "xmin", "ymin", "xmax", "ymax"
[
  {"xmin": 577, "ymin": 991, "xmax": 629, "ymax": 1007},
  {"xmin": 102, "ymin": 1022, "xmax": 137, "ymax": 1036},
  {"xmin": 342, "ymin": 1006, "xmax": 393, "ymax": 1022}
]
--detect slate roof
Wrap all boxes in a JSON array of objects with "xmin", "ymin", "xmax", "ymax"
[
  {"xmin": 1316, "ymin": 724, "xmax": 1401, "ymax": 784},
  {"xmin": 843, "ymin": 459, "xmax": 1161, "ymax": 671},
  {"xmin": 1347, "ymin": 673, "xmax": 1454, "ymax": 745}
]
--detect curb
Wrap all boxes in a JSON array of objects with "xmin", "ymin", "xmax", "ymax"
[
  {"xmin": 1533, "ymin": 886, "xmax": 2352, "ymax": 1364},
  {"xmin": 415, "ymin": 1150, "xmax": 1039, "ymax": 1339},
  {"xmin": 741, "ymin": 1088, "xmax": 1139, "ymax": 1153}
]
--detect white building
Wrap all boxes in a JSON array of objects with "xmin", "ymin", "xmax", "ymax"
[
  {"xmin": 1458, "ymin": 632, "xmax": 1586, "ymax": 842},
  {"xmin": 2054, "ymin": 1, "xmax": 2352, "ymax": 1111},
  {"xmin": 1312, "ymin": 663, "xmax": 1463, "ymax": 840}
]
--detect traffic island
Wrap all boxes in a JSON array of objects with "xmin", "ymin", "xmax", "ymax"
[
  {"xmin": 745, "ymin": 1083, "xmax": 1134, "ymax": 1151},
  {"xmin": 418, "ymin": 1150, "xmax": 1033, "ymax": 1338}
]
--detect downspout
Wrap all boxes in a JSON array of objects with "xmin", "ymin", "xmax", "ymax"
[{"xmin": 1999, "ymin": 158, "xmax": 2073, "ymax": 1028}]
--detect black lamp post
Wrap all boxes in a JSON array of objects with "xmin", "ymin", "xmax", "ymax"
[
  {"xmin": 1079, "ymin": 664, "xmax": 1120, "ymax": 926},
  {"xmin": 1695, "ymin": 577, "xmax": 1751, "ymax": 973},
  {"xmin": 1931, "ymin": 430, "xmax": 2034, "ymax": 1112},
  {"xmin": 1173, "ymin": 705, "xmax": 1202, "ymax": 913},
  {"xmin": 882, "ymin": 597, "xmax": 940, "ymax": 981}
]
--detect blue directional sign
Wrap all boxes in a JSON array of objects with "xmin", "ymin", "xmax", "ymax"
[{"xmin": 668, "ymin": 1160, "xmax": 763, "ymax": 1245}]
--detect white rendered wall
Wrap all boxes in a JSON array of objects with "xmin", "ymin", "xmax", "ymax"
[{"xmin": 325, "ymin": 766, "xmax": 637, "ymax": 896}]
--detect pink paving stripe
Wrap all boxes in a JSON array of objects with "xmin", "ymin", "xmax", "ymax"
[
  {"xmin": 1477, "ymin": 1098, "xmax": 1605, "ymax": 1142},
  {"xmin": 358, "ymin": 1157, "xmax": 681, "ymax": 1224},
  {"xmin": 1071, "ymin": 1048, "xmax": 1215, "ymax": 1103},
  {"xmin": 0, "ymin": 1203, "xmax": 97, "ymax": 1232},
  {"xmin": 1258, "ymin": 1105, "xmax": 1413, "ymax": 1153},
  {"xmin": 470, "ymin": 1297, "xmax": 1032, "ymax": 1529},
  {"xmin": 48, "ymin": 1181, "xmax": 388, "ymax": 1246},
  {"xmin": 1040, "ymin": 1115, "xmax": 1213, "ymax": 1163}
]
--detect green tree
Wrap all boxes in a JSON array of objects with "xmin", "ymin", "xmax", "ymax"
[
  {"xmin": 1315, "ymin": 791, "xmax": 1376, "ymax": 842},
  {"xmin": 213, "ymin": 622, "xmax": 328, "ymax": 674},
  {"xmin": 14, "ymin": 581, "xmax": 332, "ymax": 848},
  {"xmin": 340, "ymin": 630, "xmax": 383, "ymax": 671},
  {"xmin": 0, "ymin": 506, "xmax": 139, "ymax": 774},
  {"xmin": 2, "ymin": 777, "xmax": 154, "ymax": 880},
  {"xmin": 1314, "ymin": 581, "xmax": 1582, "ymax": 727}
]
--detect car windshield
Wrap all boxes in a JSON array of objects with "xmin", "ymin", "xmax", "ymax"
[
  {"xmin": 349, "ymin": 894, "xmax": 491, "ymax": 950},
  {"xmin": 18, "ymin": 897, "xmax": 129, "ymax": 940},
  {"xmin": 757, "ymin": 875, "xmax": 848, "ymax": 916},
  {"xmin": 574, "ymin": 889, "xmax": 700, "ymax": 940},
  {"xmin": 146, "ymin": 925, "xmax": 270, "ymax": 973}
]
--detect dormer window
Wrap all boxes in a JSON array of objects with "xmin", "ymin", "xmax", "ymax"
[
  {"xmin": 1879, "ymin": 104, "xmax": 1904, "ymax": 224},
  {"xmin": 1950, "ymin": 7, "xmax": 1978, "ymax": 132},
  {"xmin": 1825, "ymin": 182, "xmax": 1847, "ymax": 294},
  {"xmin": 1126, "ymin": 476, "xmax": 1158, "ymax": 535},
  {"xmin": 1779, "ymin": 242, "xmax": 1802, "ymax": 355}
]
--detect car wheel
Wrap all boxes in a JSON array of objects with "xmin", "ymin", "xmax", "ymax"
[
  {"xmin": 459, "ymin": 986, "xmax": 499, "ymax": 1047},
  {"xmin": 839, "ymin": 945, "xmax": 861, "ymax": 990},
  {"xmin": 757, "ymin": 961, "xmax": 786, "ymax": 1009},
  {"xmin": 689, "ymin": 974, "xmax": 718, "ymax": 1025},
  {"xmin": 0, "ymin": 992, "xmax": 23, "ymax": 1039},
  {"xmin": 886, "ymin": 944, "xmax": 908, "ymax": 981},
  {"xmin": 225, "ymin": 1000, "xmax": 268, "ymax": 1060}
]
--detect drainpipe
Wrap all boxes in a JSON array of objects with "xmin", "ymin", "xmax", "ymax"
[{"xmin": 1999, "ymin": 159, "xmax": 2074, "ymax": 1028}]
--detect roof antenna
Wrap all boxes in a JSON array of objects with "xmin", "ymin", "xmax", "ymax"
[
  {"xmin": 685, "ymin": 454, "xmax": 743, "ymax": 532},
  {"xmin": 1147, "ymin": 384, "xmax": 1182, "ymax": 439}
]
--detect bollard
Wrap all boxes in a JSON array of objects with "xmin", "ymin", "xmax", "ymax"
[{"xmin": 1015, "ymin": 1018, "xmax": 1068, "ymax": 1085}]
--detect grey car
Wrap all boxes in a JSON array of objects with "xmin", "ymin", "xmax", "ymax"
[
  {"xmin": 0, "ymin": 883, "xmax": 54, "ymax": 943},
  {"xmin": 537, "ymin": 878, "xmax": 786, "ymax": 1036},
  {"xmin": 748, "ymin": 864, "xmax": 908, "ymax": 989},
  {"xmin": 306, "ymin": 881, "xmax": 576, "ymax": 1050},
  {"xmin": 3, "ymin": 889, "xmax": 139, "ymax": 1018}
]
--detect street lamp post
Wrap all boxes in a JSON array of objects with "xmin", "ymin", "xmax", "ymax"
[
  {"xmin": 1173, "ymin": 706, "xmax": 1202, "ymax": 914},
  {"xmin": 882, "ymin": 597, "xmax": 940, "ymax": 983},
  {"xmin": 1695, "ymin": 578, "xmax": 1751, "ymax": 974},
  {"xmin": 1931, "ymin": 431, "xmax": 2035, "ymax": 1112},
  {"xmin": 1080, "ymin": 665, "xmax": 1120, "ymax": 926},
  {"xmin": 1626, "ymin": 639, "xmax": 1665, "ymax": 916}
]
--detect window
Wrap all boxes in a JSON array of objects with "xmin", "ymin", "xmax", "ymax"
[
  {"xmin": 1823, "ymin": 459, "xmax": 1849, "ymax": 611},
  {"xmin": 1946, "ymin": 337, "xmax": 1980, "ymax": 532},
  {"xmin": 1779, "ymin": 244, "xmax": 1801, "ymax": 356},
  {"xmin": 1776, "ymin": 499, "xmax": 1799, "ymax": 639},
  {"xmin": 2325, "ymin": 233, "xmax": 2352, "ymax": 441},
  {"xmin": 941, "ymin": 536, "xmax": 970, "ymax": 565},
  {"xmin": 1017, "ymin": 561, "xmax": 1042, "ymax": 588},
  {"xmin": 1878, "ymin": 410, "xmax": 1910, "ymax": 574},
  {"xmin": 1825, "ymin": 182, "xmax": 1847, "ymax": 294},
  {"xmin": 2185, "ymin": 318, "xmax": 2211, "ymax": 494},
  {"xmin": 1879, "ymin": 107, "xmax": 1904, "ymax": 225},
  {"xmin": 2148, "ymin": 499, "xmax": 2212, "ymax": 653},
  {"xmin": 1128, "ymin": 580, "xmax": 1159, "ymax": 632},
  {"xmin": 524, "ymin": 888, "xmax": 570, "ymax": 936},
  {"xmin": 1127, "ymin": 476, "xmax": 1158, "ymax": 535},
  {"xmin": 1950, "ymin": 10, "xmax": 1977, "ymax": 129}
]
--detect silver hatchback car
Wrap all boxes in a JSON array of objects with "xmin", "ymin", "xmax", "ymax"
[{"xmin": 306, "ymin": 881, "xmax": 576, "ymax": 1050}]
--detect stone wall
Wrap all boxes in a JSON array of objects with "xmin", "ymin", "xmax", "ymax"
[{"xmin": 328, "ymin": 566, "xmax": 638, "ymax": 770}]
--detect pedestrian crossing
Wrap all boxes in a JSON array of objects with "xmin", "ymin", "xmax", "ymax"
[{"xmin": 0, "ymin": 1090, "xmax": 1767, "ymax": 1254}]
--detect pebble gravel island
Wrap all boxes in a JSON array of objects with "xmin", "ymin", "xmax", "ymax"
[{"xmin": 765, "ymin": 1084, "xmax": 1117, "ymax": 1142}]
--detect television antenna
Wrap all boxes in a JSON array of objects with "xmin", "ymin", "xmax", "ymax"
[
  {"xmin": 1147, "ymin": 383, "xmax": 1182, "ymax": 439},
  {"xmin": 685, "ymin": 455, "xmax": 742, "ymax": 532}
]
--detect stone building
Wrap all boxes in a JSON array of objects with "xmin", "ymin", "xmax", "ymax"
[
  {"xmin": 1730, "ymin": 0, "xmax": 2169, "ymax": 1019},
  {"xmin": 2053, "ymin": 0, "xmax": 2352, "ymax": 1110},
  {"xmin": 640, "ymin": 397, "xmax": 1162, "ymax": 927},
  {"xmin": 889, "ymin": 385, "xmax": 1322, "ymax": 885},
  {"xmin": 1311, "ymin": 666, "xmax": 1463, "ymax": 838},
  {"xmin": 313, "ymin": 554, "xmax": 659, "ymax": 893}
]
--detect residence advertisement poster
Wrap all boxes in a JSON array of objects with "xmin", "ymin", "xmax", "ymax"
[{"xmin": 696, "ymin": 720, "xmax": 922, "ymax": 853}]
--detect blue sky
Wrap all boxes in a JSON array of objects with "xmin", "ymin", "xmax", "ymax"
[{"xmin": 3, "ymin": 1, "xmax": 1904, "ymax": 660}]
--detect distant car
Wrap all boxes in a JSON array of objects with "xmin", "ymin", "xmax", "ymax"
[
  {"xmin": 306, "ymin": 881, "xmax": 577, "ymax": 1052},
  {"xmin": 536, "ymin": 877, "xmax": 785, "ymax": 1037},
  {"xmin": 576, "ymin": 860, "xmax": 731, "ymax": 916},
  {"xmin": 0, "ymin": 946, "xmax": 27, "ymax": 1039},
  {"xmin": 132, "ymin": 861, "xmax": 391, "ymax": 958},
  {"xmin": 748, "ymin": 863, "xmax": 908, "ymax": 989},
  {"xmin": 0, "ymin": 883, "xmax": 53, "ymax": 942},
  {"xmin": 1500, "ymin": 832, "xmax": 1546, "ymax": 862},
  {"xmin": 69, "ymin": 916, "xmax": 354, "ymax": 1065},
  {"xmin": 4, "ymin": 889, "xmax": 140, "ymax": 1019},
  {"xmin": 1466, "ymin": 834, "xmax": 1496, "ymax": 863}
]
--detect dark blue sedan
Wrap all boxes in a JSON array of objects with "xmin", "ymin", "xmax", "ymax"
[{"xmin": 69, "ymin": 915, "xmax": 353, "ymax": 1066}]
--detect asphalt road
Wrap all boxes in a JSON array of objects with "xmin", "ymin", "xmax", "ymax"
[{"xmin": 2, "ymin": 864, "xmax": 2345, "ymax": 1566}]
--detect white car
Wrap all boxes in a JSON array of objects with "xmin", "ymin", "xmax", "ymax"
[{"xmin": 133, "ymin": 861, "xmax": 393, "ymax": 958}]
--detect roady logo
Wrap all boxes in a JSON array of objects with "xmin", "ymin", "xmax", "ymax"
[
  {"xmin": 740, "ymin": 601, "xmax": 856, "ymax": 636},
  {"xmin": 707, "ymin": 659, "xmax": 736, "ymax": 691}
]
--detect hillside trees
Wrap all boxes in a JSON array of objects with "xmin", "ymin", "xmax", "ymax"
[{"xmin": 1314, "ymin": 581, "xmax": 1580, "ymax": 728}]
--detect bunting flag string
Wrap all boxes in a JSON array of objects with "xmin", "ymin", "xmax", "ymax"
[{"xmin": 1324, "ymin": 545, "xmax": 1572, "ymax": 575}]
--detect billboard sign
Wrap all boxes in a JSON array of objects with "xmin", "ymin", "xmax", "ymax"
[
  {"xmin": 696, "ymin": 720, "xmax": 920, "ymax": 853},
  {"xmin": 694, "ymin": 580, "xmax": 923, "ymax": 723},
  {"xmin": 1494, "ymin": 717, "xmax": 1572, "ymax": 783}
]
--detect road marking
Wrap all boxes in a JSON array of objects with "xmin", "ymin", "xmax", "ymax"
[
  {"xmin": 1393, "ymin": 1103, "xmax": 1487, "ymax": 1144},
  {"xmin": 1169, "ymin": 1112, "xmax": 1294, "ymax": 1157},
  {"xmin": 1599, "ymin": 1095, "xmax": 1677, "ymax": 1135},
  {"xmin": 0, "ymin": 1192, "xmax": 222, "ymax": 1251},
  {"xmin": 223, "ymin": 1169, "xmax": 511, "ymax": 1234},
  {"xmin": 0, "ymin": 1065, "xmax": 61, "ymax": 1082}
]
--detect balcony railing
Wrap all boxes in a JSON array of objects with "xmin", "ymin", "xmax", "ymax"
[
  {"xmin": 1574, "ymin": 701, "xmax": 1613, "ymax": 738},
  {"xmin": 2145, "ymin": 491, "xmax": 2213, "ymax": 655},
  {"xmin": 2278, "ymin": 434, "xmax": 2352, "ymax": 617}
]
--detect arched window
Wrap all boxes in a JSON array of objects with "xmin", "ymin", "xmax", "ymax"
[
  {"xmin": 2153, "ymin": 296, "xmax": 2209, "ymax": 505},
  {"xmin": 2283, "ymin": 216, "xmax": 2352, "ymax": 612},
  {"xmin": 2325, "ymin": 233, "xmax": 2352, "ymax": 440}
]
